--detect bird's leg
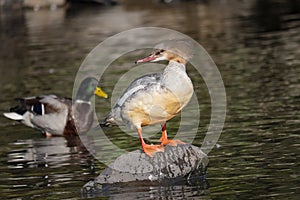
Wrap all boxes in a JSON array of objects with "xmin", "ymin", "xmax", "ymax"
[
  {"xmin": 159, "ymin": 123, "xmax": 185, "ymax": 146},
  {"xmin": 45, "ymin": 132, "xmax": 52, "ymax": 137},
  {"xmin": 137, "ymin": 128, "xmax": 164, "ymax": 157}
]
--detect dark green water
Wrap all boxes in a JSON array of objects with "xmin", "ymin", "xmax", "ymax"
[{"xmin": 0, "ymin": 0, "xmax": 299, "ymax": 199}]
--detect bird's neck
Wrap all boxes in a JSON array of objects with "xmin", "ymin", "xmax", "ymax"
[
  {"xmin": 170, "ymin": 57, "xmax": 186, "ymax": 65},
  {"xmin": 166, "ymin": 60, "xmax": 186, "ymax": 72},
  {"xmin": 75, "ymin": 92, "xmax": 93, "ymax": 102},
  {"xmin": 74, "ymin": 99, "xmax": 91, "ymax": 104}
]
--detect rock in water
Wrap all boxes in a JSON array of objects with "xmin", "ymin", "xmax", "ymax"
[{"xmin": 82, "ymin": 144, "xmax": 209, "ymax": 196}]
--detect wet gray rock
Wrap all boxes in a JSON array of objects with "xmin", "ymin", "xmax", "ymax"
[
  {"xmin": 98, "ymin": 144, "xmax": 208, "ymax": 183},
  {"xmin": 82, "ymin": 144, "xmax": 208, "ymax": 196}
]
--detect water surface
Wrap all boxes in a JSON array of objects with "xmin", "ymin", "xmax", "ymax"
[{"xmin": 0, "ymin": 0, "xmax": 299, "ymax": 199}]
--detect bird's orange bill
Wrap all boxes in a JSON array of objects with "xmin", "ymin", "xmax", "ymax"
[
  {"xmin": 94, "ymin": 87, "xmax": 108, "ymax": 98},
  {"xmin": 135, "ymin": 54, "xmax": 157, "ymax": 64}
]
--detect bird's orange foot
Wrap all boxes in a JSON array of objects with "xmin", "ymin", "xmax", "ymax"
[
  {"xmin": 160, "ymin": 138, "xmax": 185, "ymax": 146},
  {"xmin": 142, "ymin": 144, "xmax": 164, "ymax": 157}
]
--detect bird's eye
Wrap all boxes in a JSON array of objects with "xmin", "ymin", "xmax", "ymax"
[{"xmin": 155, "ymin": 49, "xmax": 165, "ymax": 55}]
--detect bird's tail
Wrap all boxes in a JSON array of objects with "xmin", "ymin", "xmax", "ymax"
[
  {"xmin": 10, "ymin": 104, "xmax": 27, "ymax": 115},
  {"xmin": 3, "ymin": 104, "xmax": 27, "ymax": 121},
  {"xmin": 99, "ymin": 113, "xmax": 118, "ymax": 128},
  {"xmin": 3, "ymin": 112, "xmax": 23, "ymax": 120}
]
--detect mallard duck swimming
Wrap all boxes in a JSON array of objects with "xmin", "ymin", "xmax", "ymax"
[
  {"xmin": 101, "ymin": 41, "xmax": 194, "ymax": 157},
  {"xmin": 3, "ymin": 77, "xmax": 108, "ymax": 136}
]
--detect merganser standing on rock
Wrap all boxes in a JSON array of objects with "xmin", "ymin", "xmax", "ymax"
[{"xmin": 101, "ymin": 40, "xmax": 194, "ymax": 157}]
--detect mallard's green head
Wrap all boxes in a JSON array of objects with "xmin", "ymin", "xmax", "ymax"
[{"xmin": 76, "ymin": 77, "xmax": 108, "ymax": 101}]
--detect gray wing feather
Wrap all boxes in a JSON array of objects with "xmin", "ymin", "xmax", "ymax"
[
  {"xmin": 117, "ymin": 72, "xmax": 162, "ymax": 107},
  {"xmin": 101, "ymin": 72, "xmax": 162, "ymax": 127}
]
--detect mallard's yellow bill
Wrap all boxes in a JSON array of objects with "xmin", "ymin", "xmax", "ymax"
[{"xmin": 94, "ymin": 87, "xmax": 108, "ymax": 98}]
